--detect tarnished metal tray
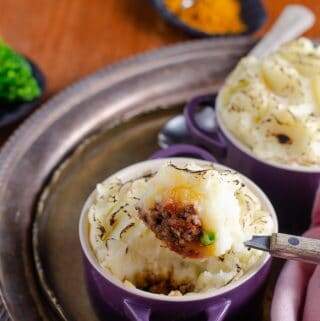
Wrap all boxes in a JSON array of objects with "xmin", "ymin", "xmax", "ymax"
[{"xmin": 0, "ymin": 37, "xmax": 278, "ymax": 321}]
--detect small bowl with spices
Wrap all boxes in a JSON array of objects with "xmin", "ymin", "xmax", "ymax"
[
  {"xmin": 79, "ymin": 158, "xmax": 278, "ymax": 321},
  {"xmin": 151, "ymin": 0, "xmax": 267, "ymax": 37},
  {"xmin": 0, "ymin": 39, "xmax": 45, "ymax": 128}
]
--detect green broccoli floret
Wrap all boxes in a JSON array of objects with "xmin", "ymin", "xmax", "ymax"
[{"xmin": 0, "ymin": 39, "xmax": 41, "ymax": 104}]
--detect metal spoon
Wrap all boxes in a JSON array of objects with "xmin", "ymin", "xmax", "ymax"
[
  {"xmin": 158, "ymin": 105, "xmax": 216, "ymax": 148},
  {"xmin": 246, "ymin": 233, "xmax": 320, "ymax": 265},
  {"xmin": 158, "ymin": 5, "xmax": 315, "ymax": 148}
]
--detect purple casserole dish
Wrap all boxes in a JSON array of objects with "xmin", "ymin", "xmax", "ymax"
[
  {"xmin": 183, "ymin": 94, "xmax": 320, "ymax": 233},
  {"xmin": 79, "ymin": 158, "xmax": 278, "ymax": 321}
]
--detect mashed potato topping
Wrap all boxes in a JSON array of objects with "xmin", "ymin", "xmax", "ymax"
[
  {"xmin": 88, "ymin": 162, "xmax": 273, "ymax": 295},
  {"xmin": 219, "ymin": 38, "xmax": 320, "ymax": 167}
]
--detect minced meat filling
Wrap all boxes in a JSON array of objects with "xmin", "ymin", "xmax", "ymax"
[
  {"xmin": 138, "ymin": 200, "xmax": 203, "ymax": 257},
  {"xmin": 134, "ymin": 272, "xmax": 195, "ymax": 295}
]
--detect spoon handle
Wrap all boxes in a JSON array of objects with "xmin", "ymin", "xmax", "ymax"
[
  {"xmin": 250, "ymin": 5, "xmax": 315, "ymax": 59},
  {"xmin": 270, "ymin": 233, "xmax": 320, "ymax": 265}
]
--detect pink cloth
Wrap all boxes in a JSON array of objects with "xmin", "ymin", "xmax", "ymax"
[{"xmin": 271, "ymin": 186, "xmax": 320, "ymax": 321}]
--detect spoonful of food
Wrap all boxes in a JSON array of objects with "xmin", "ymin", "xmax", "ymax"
[
  {"xmin": 139, "ymin": 202, "xmax": 320, "ymax": 265},
  {"xmin": 136, "ymin": 163, "xmax": 320, "ymax": 264}
]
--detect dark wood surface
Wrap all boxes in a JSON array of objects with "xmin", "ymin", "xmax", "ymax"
[{"xmin": 0, "ymin": 0, "xmax": 320, "ymax": 144}]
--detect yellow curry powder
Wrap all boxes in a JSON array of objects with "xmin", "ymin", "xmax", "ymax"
[{"xmin": 164, "ymin": 0, "xmax": 247, "ymax": 34}]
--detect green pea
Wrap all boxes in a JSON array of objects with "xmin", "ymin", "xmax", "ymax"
[{"xmin": 200, "ymin": 231, "xmax": 216, "ymax": 246}]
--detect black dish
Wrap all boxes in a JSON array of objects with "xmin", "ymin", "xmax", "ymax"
[
  {"xmin": 151, "ymin": 0, "xmax": 267, "ymax": 38},
  {"xmin": 0, "ymin": 57, "xmax": 46, "ymax": 128}
]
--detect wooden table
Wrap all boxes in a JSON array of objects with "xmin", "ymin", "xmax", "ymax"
[{"xmin": 0, "ymin": 0, "xmax": 319, "ymax": 143}]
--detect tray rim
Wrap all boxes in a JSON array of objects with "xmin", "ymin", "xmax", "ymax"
[
  {"xmin": 0, "ymin": 37, "xmax": 254, "ymax": 321},
  {"xmin": 0, "ymin": 36, "xmax": 252, "ymax": 172}
]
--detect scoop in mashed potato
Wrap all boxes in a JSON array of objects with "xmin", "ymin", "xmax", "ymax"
[
  {"xmin": 88, "ymin": 162, "xmax": 273, "ymax": 295},
  {"xmin": 219, "ymin": 38, "xmax": 320, "ymax": 167},
  {"xmin": 136, "ymin": 163, "xmax": 252, "ymax": 258}
]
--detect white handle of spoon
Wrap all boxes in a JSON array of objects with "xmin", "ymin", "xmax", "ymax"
[{"xmin": 250, "ymin": 5, "xmax": 315, "ymax": 59}]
